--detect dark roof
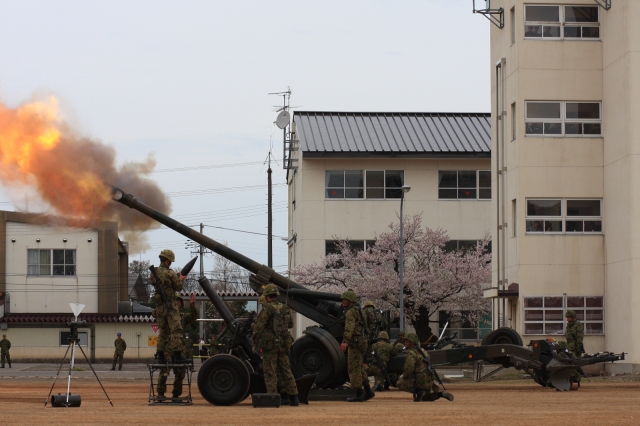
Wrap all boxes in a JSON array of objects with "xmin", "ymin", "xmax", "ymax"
[
  {"xmin": 293, "ymin": 111, "xmax": 491, "ymax": 158},
  {"xmin": 0, "ymin": 313, "xmax": 154, "ymax": 323},
  {"xmin": 180, "ymin": 289, "xmax": 258, "ymax": 299}
]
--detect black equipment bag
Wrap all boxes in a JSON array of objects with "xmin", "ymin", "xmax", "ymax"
[{"xmin": 251, "ymin": 393, "xmax": 281, "ymax": 408}]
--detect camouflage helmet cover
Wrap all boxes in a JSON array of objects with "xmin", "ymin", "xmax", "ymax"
[
  {"xmin": 340, "ymin": 290, "xmax": 358, "ymax": 303},
  {"xmin": 565, "ymin": 309, "xmax": 576, "ymax": 318},
  {"xmin": 263, "ymin": 284, "xmax": 280, "ymax": 297},
  {"xmin": 363, "ymin": 301, "xmax": 375, "ymax": 308},
  {"xmin": 398, "ymin": 331, "xmax": 406, "ymax": 338},
  {"xmin": 159, "ymin": 249, "xmax": 175, "ymax": 262},
  {"xmin": 377, "ymin": 331, "xmax": 389, "ymax": 341},
  {"xmin": 404, "ymin": 332, "xmax": 420, "ymax": 345}
]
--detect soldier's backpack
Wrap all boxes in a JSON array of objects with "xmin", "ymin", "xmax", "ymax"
[
  {"xmin": 264, "ymin": 303, "xmax": 292, "ymax": 348},
  {"xmin": 363, "ymin": 307, "xmax": 383, "ymax": 338}
]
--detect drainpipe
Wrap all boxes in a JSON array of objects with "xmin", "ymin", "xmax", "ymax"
[{"xmin": 495, "ymin": 57, "xmax": 506, "ymax": 328}]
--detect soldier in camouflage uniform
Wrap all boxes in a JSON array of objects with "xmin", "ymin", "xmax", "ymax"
[
  {"xmin": 156, "ymin": 293, "xmax": 198, "ymax": 400},
  {"xmin": 252, "ymin": 284, "xmax": 299, "ymax": 406},
  {"xmin": 396, "ymin": 333, "xmax": 454, "ymax": 402},
  {"xmin": 394, "ymin": 331, "xmax": 406, "ymax": 352},
  {"xmin": 367, "ymin": 331, "xmax": 397, "ymax": 391},
  {"xmin": 340, "ymin": 290, "xmax": 375, "ymax": 402},
  {"xmin": 208, "ymin": 335, "xmax": 220, "ymax": 356},
  {"xmin": 565, "ymin": 309, "xmax": 585, "ymax": 388},
  {"xmin": 152, "ymin": 249, "xmax": 187, "ymax": 363},
  {"xmin": 0, "ymin": 334, "xmax": 11, "ymax": 368},
  {"xmin": 110, "ymin": 333, "xmax": 126, "ymax": 370}
]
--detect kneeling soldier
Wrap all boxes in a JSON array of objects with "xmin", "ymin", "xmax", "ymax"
[
  {"xmin": 396, "ymin": 333, "xmax": 453, "ymax": 402},
  {"xmin": 252, "ymin": 284, "xmax": 299, "ymax": 406},
  {"xmin": 367, "ymin": 331, "xmax": 397, "ymax": 391}
]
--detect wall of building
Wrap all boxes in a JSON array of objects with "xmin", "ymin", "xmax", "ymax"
[
  {"xmin": 490, "ymin": 0, "xmax": 637, "ymax": 367},
  {"xmin": 5, "ymin": 222, "xmax": 99, "ymax": 313},
  {"xmin": 2, "ymin": 322, "xmax": 157, "ymax": 362}
]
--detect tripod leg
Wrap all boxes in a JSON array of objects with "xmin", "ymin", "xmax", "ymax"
[
  {"xmin": 66, "ymin": 341, "xmax": 76, "ymax": 404},
  {"xmin": 45, "ymin": 344, "xmax": 71, "ymax": 406},
  {"xmin": 77, "ymin": 344, "xmax": 113, "ymax": 406}
]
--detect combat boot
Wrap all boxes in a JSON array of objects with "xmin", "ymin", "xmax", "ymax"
[
  {"xmin": 439, "ymin": 390, "xmax": 454, "ymax": 401},
  {"xmin": 156, "ymin": 393, "xmax": 167, "ymax": 401},
  {"xmin": 346, "ymin": 389, "xmax": 365, "ymax": 402},
  {"xmin": 413, "ymin": 389, "xmax": 425, "ymax": 402},
  {"xmin": 0, "ymin": 365, "xmax": 4, "ymax": 368},
  {"xmin": 110, "ymin": 367, "xmax": 115, "ymax": 370},
  {"xmin": 8, "ymin": 362, "xmax": 11, "ymax": 368},
  {"xmin": 280, "ymin": 393, "xmax": 290, "ymax": 405},
  {"xmin": 363, "ymin": 383, "xmax": 375, "ymax": 401},
  {"xmin": 289, "ymin": 394, "xmax": 299, "ymax": 406}
]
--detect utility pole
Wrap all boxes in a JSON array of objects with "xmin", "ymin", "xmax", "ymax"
[
  {"xmin": 199, "ymin": 223, "xmax": 205, "ymax": 340},
  {"xmin": 268, "ymin": 155, "xmax": 273, "ymax": 268}
]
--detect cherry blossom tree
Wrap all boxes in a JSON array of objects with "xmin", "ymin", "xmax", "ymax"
[{"xmin": 290, "ymin": 214, "xmax": 491, "ymax": 342}]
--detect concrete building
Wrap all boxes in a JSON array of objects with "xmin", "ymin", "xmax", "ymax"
[
  {"xmin": 286, "ymin": 111, "xmax": 492, "ymax": 338},
  {"xmin": 486, "ymin": 0, "xmax": 638, "ymax": 371},
  {"xmin": 0, "ymin": 210, "xmax": 156, "ymax": 361}
]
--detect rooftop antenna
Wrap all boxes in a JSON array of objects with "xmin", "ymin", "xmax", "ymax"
[
  {"xmin": 268, "ymin": 88, "xmax": 298, "ymax": 177},
  {"xmin": 45, "ymin": 303, "xmax": 113, "ymax": 408}
]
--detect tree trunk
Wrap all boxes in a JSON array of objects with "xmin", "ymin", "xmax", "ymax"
[{"xmin": 412, "ymin": 305, "xmax": 436, "ymax": 344}]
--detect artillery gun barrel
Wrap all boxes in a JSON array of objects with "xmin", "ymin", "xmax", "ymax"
[
  {"xmin": 283, "ymin": 288, "xmax": 342, "ymax": 302},
  {"xmin": 110, "ymin": 185, "xmax": 305, "ymax": 290},
  {"xmin": 198, "ymin": 276, "xmax": 235, "ymax": 327}
]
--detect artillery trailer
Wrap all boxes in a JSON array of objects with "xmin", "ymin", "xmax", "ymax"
[{"xmin": 111, "ymin": 185, "xmax": 625, "ymax": 404}]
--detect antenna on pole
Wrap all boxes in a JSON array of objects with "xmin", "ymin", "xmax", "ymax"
[{"xmin": 268, "ymin": 88, "xmax": 298, "ymax": 175}]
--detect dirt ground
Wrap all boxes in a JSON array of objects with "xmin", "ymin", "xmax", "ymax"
[{"xmin": 1, "ymin": 378, "xmax": 640, "ymax": 426}]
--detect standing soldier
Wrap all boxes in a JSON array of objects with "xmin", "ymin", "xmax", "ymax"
[
  {"xmin": 208, "ymin": 335, "xmax": 220, "ymax": 357},
  {"xmin": 362, "ymin": 301, "xmax": 384, "ymax": 341},
  {"xmin": 396, "ymin": 333, "xmax": 453, "ymax": 402},
  {"xmin": 0, "ymin": 334, "xmax": 11, "ymax": 368},
  {"xmin": 340, "ymin": 289, "xmax": 375, "ymax": 402},
  {"xmin": 111, "ymin": 332, "xmax": 126, "ymax": 370},
  {"xmin": 152, "ymin": 249, "xmax": 187, "ymax": 364},
  {"xmin": 157, "ymin": 293, "xmax": 198, "ymax": 400},
  {"xmin": 565, "ymin": 309, "xmax": 584, "ymax": 389},
  {"xmin": 367, "ymin": 331, "xmax": 397, "ymax": 391},
  {"xmin": 252, "ymin": 284, "xmax": 299, "ymax": 406}
]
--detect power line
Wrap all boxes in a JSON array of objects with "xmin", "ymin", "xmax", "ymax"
[
  {"xmin": 167, "ymin": 183, "xmax": 286, "ymax": 198},
  {"xmin": 152, "ymin": 161, "xmax": 265, "ymax": 173}
]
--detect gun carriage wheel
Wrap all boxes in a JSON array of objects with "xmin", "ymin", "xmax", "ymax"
[
  {"xmin": 197, "ymin": 354, "xmax": 250, "ymax": 406},
  {"xmin": 481, "ymin": 327, "xmax": 524, "ymax": 367},
  {"xmin": 290, "ymin": 336, "xmax": 346, "ymax": 388}
]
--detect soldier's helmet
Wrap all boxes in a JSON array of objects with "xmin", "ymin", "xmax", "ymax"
[
  {"xmin": 398, "ymin": 331, "xmax": 406, "ymax": 338},
  {"xmin": 340, "ymin": 290, "xmax": 357, "ymax": 303},
  {"xmin": 404, "ymin": 332, "xmax": 420, "ymax": 345},
  {"xmin": 565, "ymin": 309, "xmax": 576, "ymax": 318},
  {"xmin": 363, "ymin": 301, "xmax": 375, "ymax": 308},
  {"xmin": 263, "ymin": 284, "xmax": 280, "ymax": 297},
  {"xmin": 377, "ymin": 331, "xmax": 389, "ymax": 341},
  {"xmin": 159, "ymin": 249, "xmax": 175, "ymax": 262}
]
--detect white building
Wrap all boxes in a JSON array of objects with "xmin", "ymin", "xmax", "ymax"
[
  {"xmin": 486, "ymin": 0, "xmax": 638, "ymax": 372},
  {"xmin": 0, "ymin": 210, "xmax": 156, "ymax": 361},
  {"xmin": 286, "ymin": 111, "xmax": 492, "ymax": 338}
]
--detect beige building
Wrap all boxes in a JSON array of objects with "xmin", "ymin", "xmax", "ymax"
[
  {"xmin": 286, "ymin": 111, "xmax": 492, "ymax": 337},
  {"xmin": 0, "ymin": 211, "xmax": 158, "ymax": 361},
  {"xmin": 486, "ymin": 0, "xmax": 638, "ymax": 371}
]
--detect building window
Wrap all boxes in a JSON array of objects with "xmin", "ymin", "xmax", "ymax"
[
  {"xmin": 511, "ymin": 102, "xmax": 516, "ymax": 140},
  {"xmin": 510, "ymin": 7, "xmax": 516, "ymax": 44},
  {"xmin": 526, "ymin": 199, "xmax": 602, "ymax": 234},
  {"xmin": 28, "ymin": 249, "xmax": 77, "ymax": 276},
  {"xmin": 325, "ymin": 170, "xmax": 404, "ymax": 199},
  {"xmin": 512, "ymin": 199, "xmax": 517, "ymax": 237},
  {"xmin": 525, "ymin": 101, "xmax": 601, "ymax": 137},
  {"xmin": 438, "ymin": 170, "xmax": 491, "ymax": 200},
  {"xmin": 524, "ymin": 296, "xmax": 604, "ymax": 335},
  {"xmin": 443, "ymin": 240, "xmax": 478, "ymax": 252},
  {"xmin": 325, "ymin": 240, "xmax": 375, "ymax": 256},
  {"xmin": 60, "ymin": 331, "xmax": 88, "ymax": 346},
  {"xmin": 524, "ymin": 5, "xmax": 599, "ymax": 40}
]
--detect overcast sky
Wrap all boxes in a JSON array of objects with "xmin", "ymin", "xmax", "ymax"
[{"xmin": 0, "ymin": 1, "xmax": 490, "ymax": 275}]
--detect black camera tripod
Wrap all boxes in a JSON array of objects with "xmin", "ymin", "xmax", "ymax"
[{"xmin": 45, "ymin": 321, "xmax": 113, "ymax": 407}]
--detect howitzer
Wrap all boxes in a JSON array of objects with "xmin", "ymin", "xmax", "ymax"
[
  {"xmin": 148, "ymin": 265, "xmax": 171, "ymax": 312},
  {"xmin": 109, "ymin": 184, "xmax": 627, "ymax": 400}
]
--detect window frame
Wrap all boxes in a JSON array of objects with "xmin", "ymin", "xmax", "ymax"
[
  {"xmin": 324, "ymin": 170, "xmax": 404, "ymax": 200},
  {"xmin": 438, "ymin": 170, "xmax": 491, "ymax": 201},
  {"xmin": 27, "ymin": 249, "xmax": 77, "ymax": 277},
  {"xmin": 525, "ymin": 198, "xmax": 602, "ymax": 235},
  {"xmin": 525, "ymin": 101, "xmax": 602, "ymax": 138},
  {"xmin": 524, "ymin": 4, "xmax": 600, "ymax": 41},
  {"xmin": 523, "ymin": 295, "xmax": 604, "ymax": 335}
]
